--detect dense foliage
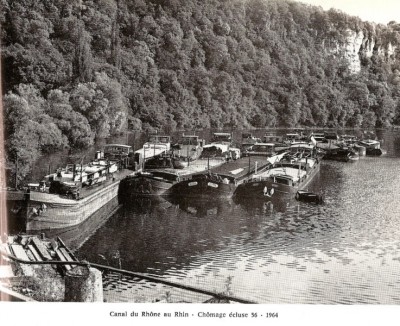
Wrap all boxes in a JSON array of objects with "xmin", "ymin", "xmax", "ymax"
[{"xmin": 2, "ymin": 0, "xmax": 400, "ymax": 178}]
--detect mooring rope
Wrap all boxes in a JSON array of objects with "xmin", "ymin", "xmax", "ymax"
[{"xmin": 1, "ymin": 250, "xmax": 257, "ymax": 304}]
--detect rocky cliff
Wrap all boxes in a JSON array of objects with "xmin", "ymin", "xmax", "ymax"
[{"xmin": 343, "ymin": 26, "xmax": 398, "ymax": 73}]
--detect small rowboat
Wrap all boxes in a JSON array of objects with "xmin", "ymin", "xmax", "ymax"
[{"xmin": 295, "ymin": 190, "xmax": 324, "ymax": 204}]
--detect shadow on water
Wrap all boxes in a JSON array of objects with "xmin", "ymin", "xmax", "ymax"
[
  {"xmin": 28, "ymin": 197, "xmax": 120, "ymax": 251},
  {"xmin": 165, "ymin": 195, "xmax": 235, "ymax": 218},
  {"xmin": 77, "ymin": 193, "xmax": 340, "ymax": 274},
  {"xmin": 233, "ymin": 194, "xmax": 296, "ymax": 214},
  {"xmin": 77, "ymin": 196, "xmax": 253, "ymax": 274}
]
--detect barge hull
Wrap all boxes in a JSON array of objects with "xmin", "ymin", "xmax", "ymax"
[
  {"xmin": 171, "ymin": 177, "xmax": 236, "ymax": 198},
  {"xmin": 118, "ymin": 175, "xmax": 174, "ymax": 200},
  {"xmin": 235, "ymin": 162, "xmax": 320, "ymax": 199},
  {"xmin": 26, "ymin": 178, "xmax": 123, "ymax": 231},
  {"xmin": 171, "ymin": 156, "xmax": 271, "ymax": 198}
]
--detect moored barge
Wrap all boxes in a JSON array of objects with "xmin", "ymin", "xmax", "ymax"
[
  {"xmin": 358, "ymin": 139, "xmax": 384, "ymax": 156},
  {"xmin": 118, "ymin": 151, "xmax": 227, "ymax": 200},
  {"xmin": 133, "ymin": 135, "xmax": 171, "ymax": 169},
  {"xmin": 234, "ymin": 143, "xmax": 320, "ymax": 199},
  {"xmin": 171, "ymin": 154, "xmax": 284, "ymax": 198},
  {"xmin": 18, "ymin": 144, "xmax": 135, "ymax": 231},
  {"xmin": 118, "ymin": 132, "xmax": 241, "ymax": 200},
  {"xmin": 173, "ymin": 134, "xmax": 205, "ymax": 162}
]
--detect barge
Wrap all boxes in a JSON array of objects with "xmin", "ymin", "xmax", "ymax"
[
  {"xmin": 322, "ymin": 147, "xmax": 359, "ymax": 162},
  {"xmin": 234, "ymin": 143, "xmax": 321, "ymax": 199},
  {"xmin": 242, "ymin": 142, "xmax": 289, "ymax": 157},
  {"xmin": 118, "ymin": 132, "xmax": 238, "ymax": 200},
  {"xmin": 171, "ymin": 154, "xmax": 283, "ymax": 198},
  {"xmin": 173, "ymin": 134, "xmax": 205, "ymax": 162},
  {"xmin": 118, "ymin": 152, "xmax": 226, "ymax": 200},
  {"xmin": 241, "ymin": 133, "xmax": 261, "ymax": 151},
  {"xmin": 358, "ymin": 139, "xmax": 384, "ymax": 156},
  {"xmin": 133, "ymin": 135, "xmax": 171, "ymax": 169},
  {"xmin": 16, "ymin": 144, "xmax": 135, "ymax": 231}
]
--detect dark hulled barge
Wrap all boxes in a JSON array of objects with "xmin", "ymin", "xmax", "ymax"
[
  {"xmin": 118, "ymin": 151, "xmax": 229, "ymax": 200},
  {"xmin": 234, "ymin": 143, "xmax": 321, "ymax": 199},
  {"xmin": 118, "ymin": 133, "xmax": 232, "ymax": 200},
  {"xmin": 171, "ymin": 154, "xmax": 284, "ymax": 199}
]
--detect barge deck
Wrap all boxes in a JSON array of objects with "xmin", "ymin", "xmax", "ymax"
[
  {"xmin": 25, "ymin": 169, "xmax": 134, "ymax": 231},
  {"xmin": 171, "ymin": 155, "xmax": 275, "ymax": 198}
]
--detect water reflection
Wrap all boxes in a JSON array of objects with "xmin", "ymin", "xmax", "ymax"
[
  {"xmin": 166, "ymin": 195, "xmax": 235, "ymax": 218},
  {"xmin": 233, "ymin": 195, "xmax": 295, "ymax": 214},
  {"xmin": 32, "ymin": 198, "xmax": 119, "ymax": 250},
  {"xmin": 75, "ymin": 131, "xmax": 400, "ymax": 303}
]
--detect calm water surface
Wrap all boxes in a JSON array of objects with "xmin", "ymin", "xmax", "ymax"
[{"xmin": 75, "ymin": 130, "xmax": 400, "ymax": 303}]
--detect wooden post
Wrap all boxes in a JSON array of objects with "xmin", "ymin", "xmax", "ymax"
[
  {"xmin": 187, "ymin": 137, "xmax": 190, "ymax": 166},
  {"xmin": 143, "ymin": 144, "xmax": 146, "ymax": 171},
  {"xmin": 64, "ymin": 265, "xmax": 103, "ymax": 302},
  {"xmin": 15, "ymin": 155, "xmax": 18, "ymax": 189}
]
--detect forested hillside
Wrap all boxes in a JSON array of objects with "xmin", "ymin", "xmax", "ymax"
[{"xmin": 2, "ymin": 0, "xmax": 400, "ymax": 177}]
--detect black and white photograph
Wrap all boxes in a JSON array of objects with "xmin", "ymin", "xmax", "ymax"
[{"xmin": 1, "ymin": 0, "xmax": 400, "ymax": 324}]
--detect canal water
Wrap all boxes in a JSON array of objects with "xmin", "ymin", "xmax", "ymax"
[{"xmin": 42, "ymin": 129, "xmax": 400, "ymax": 303}]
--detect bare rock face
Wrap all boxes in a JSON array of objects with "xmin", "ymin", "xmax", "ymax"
[
  {"xmin": 343, "ymin": 27, "xmax": 397, "ymax": 74},
  {"xmin": 344, "ymin": 30, "xmax": 365, "ymax": 73}
]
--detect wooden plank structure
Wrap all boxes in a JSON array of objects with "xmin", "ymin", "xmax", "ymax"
[
  {"xmin": 31, "ymin": 237, "xmax": 52, "ymax": 261},
  {"xmin": 9, "ymin": 245, "xmax": 34, "ymax": 276},
  {"xmin": 1, "ymin": 235, "xmax": 78, "ymax": 276},
  {"xmin": 10, "ymin": 245, "xmax": 30, "ymax": 261},
  {"xmin": 54, "ymin": 248, "xmax": 72, "ymax": 271},
  {"xmin": 27, "ymin": 245, "xmax": 43, "ymax": 262}
]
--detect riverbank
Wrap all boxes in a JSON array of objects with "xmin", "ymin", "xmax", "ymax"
[{"xmin": 0, "ymin": 235, "xmax": 103, "ymax": 302}]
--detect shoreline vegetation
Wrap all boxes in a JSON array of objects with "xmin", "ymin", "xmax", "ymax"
[{"xmin": 2, "ymin": 0, "xmax": 400, "ymax": 180}]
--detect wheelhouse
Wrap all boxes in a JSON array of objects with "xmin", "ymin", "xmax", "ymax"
[
  {"xmin": 263, "ymin": 134, "xmax": 283, "ymax": 143},
  {"xmin": 284, "ymin": 133, "xmax": 301, "ymax": 142},
  {"xmin": 212, "ymin": 132, "xmax": 232, "ymax": 143},
  {"xmin": 104, "ymin": 144, "xmax": 132, "ymax": 158},
  {"xmin": 359, "ymin": 139, "xmax": 380, "ymax": 149},
  {"xmin": 148, "ymin": 135, "xmax": 171, "ymax": 144},
  {"xmin": 324, "ymin": 131, "xmax": 339, "ymax": 140},
  {"xmin": 341, "ymin": 135, "xmax": 357, "ymax": 142},
  {"xmin": 246, "ymin": 143, "xmax": 276, "ymax": 156},
  {"xmin": 181, "ymin": 135, "xmax": 200, "ymax": 145},
  {"xmin": 310, "ymin": 133, "xmax": 326, "ymax": 142}
]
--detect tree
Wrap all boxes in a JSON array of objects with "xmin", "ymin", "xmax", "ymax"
[
  {"xmin": 3, "ymin": 85, "xmax": 67, "ymax": 179},
  {"xmin": 70, "ymin": 82, "xmax": 110, "ymax": 138},
  {"xmin": 46, "ymin": 89, "xmax": 95, "ymax": 148},
  {"xmin": 95, "ymin": 72, "xmax": 129, "ymax": 134}
]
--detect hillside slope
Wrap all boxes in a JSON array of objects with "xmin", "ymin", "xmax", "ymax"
[{"xmin": 2, "ymin": 0, "xmax": 400, "ymax": 176}]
